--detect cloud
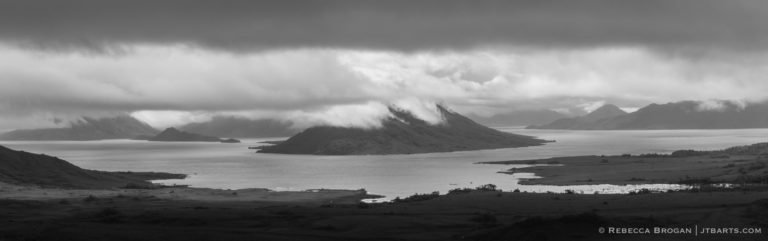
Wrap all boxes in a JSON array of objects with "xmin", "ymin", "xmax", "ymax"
[
  {"xmin": 2, "ymin": 44, "xmax": 768, "ymax": 129},
  {"xmin": 283, "ymin": 102, "xmax": 393, "ymax": 129},
  {"xmin": 695, "ymin": 99, "xmax": 748, "ymax": 112},
  {"xmin": 2, "ymin": 0, "xmax": 768, "ymax": 130},
  {"xmin": 1, "ymin": 0, "xmax": 767, "ymax": 53},
  {"xmin": 0, "ymin": 44, "xmax": 369, "ymax": 113},
  {"xmin": 130, "ymin": 111, "xmax": 214, "ymax": 129},
  {"xmin": 578, "ymin": 101, "xmax": 608, "ymax": 113}
]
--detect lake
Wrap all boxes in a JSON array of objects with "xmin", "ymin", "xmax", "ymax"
[{"xmin": 2, "ymin": 128, "xmax": 767, "ymax": 199}]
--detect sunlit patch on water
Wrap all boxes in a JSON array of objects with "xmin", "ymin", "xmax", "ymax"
[{"xmin": 508, "ymin": 172, "xmax": 692, "ymax": 194}]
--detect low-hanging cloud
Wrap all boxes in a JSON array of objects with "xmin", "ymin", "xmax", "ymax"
[
  {"xmin": 695, "ymin": 100, "xmax": 748, "ymax": 112},
  {"xmin": 2, "ymin": 44, "xmax": 768, "ymax": 130}
]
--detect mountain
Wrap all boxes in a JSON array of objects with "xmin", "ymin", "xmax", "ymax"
[
  {"xmin": 469, "ymin": 109, "xmax": 568, "ymax": 127},
  {"xmin": 529, "ymin": 100, "xmax": 768, "ymax": 130},
  {"xmin": 0, "ymin": 145, "xmax": 184, "ymax": 189},
  {"xmin": 258, "ymin": 105, "xmax": 547, "ymax": 155},
  {"xmin": 581, "ymin": 104, "xmax": 627, "ymax": 122},
  {"xmin": 148, "ymin": 128, "xmax": 224, "ymax": 142},
  {"xmin": 180, "ymin": 116, "xmax": 298, "ymax": 138},
  {"xmin": 0, "ymin": 115, "xmax": 158, "ymax": 141},
  {"xmin": 528, "ymin": 104, "xmax": 627, "ymax": 129}
]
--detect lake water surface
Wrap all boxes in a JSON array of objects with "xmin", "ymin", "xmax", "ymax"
[{"xmin": 2, "ymin": 128, "xmax": 767, "ymax": 199}]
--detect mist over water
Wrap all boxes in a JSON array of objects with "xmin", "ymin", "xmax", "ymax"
[{"xmin": 2, "ymin": 128, "xmax": 767, "ymax": 199}]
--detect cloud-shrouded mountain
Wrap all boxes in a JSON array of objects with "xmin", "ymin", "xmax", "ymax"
[
  {"xmin": 258, "ymin": 105, "xmax": 546, "ymax": 155},
  {"xmin": 0, "ymin": 115, "xmax": 158, "ymax": 141},
  {"xmin": 179, "ymin": 116, "xmax": 298, "ymax": 138},
  {"xmin": 529, "ymin": 100, "xmax": 768, "ymax": 130},
  {"xmin": 469, "ymin": 109, "xmax": 569, "ymax": 127}
]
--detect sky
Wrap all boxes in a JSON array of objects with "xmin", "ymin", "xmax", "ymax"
[{"xmin": 1, "ymin": 0, "xmax": 768, "ymax": 129}]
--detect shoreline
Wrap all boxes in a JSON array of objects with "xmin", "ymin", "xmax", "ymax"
[
  {"xmin": 0, "ymin": 182, "xmax": 381, "ymax": 204},
  {"xmin": 481, "ymin": 147, "xmax": 768, "ymax": 186}
]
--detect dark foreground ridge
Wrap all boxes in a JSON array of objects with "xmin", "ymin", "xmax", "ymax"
[
  {"xmin": 0, "ymin": 145, "xmax": 184, "ymax": 189},
  {"xmin": 259, "ymin": 105, "xmax": 547, "ymax": 155},
  {"xmin": 1, "ymin": 189, "xmax": 767, "ymax": 241}
]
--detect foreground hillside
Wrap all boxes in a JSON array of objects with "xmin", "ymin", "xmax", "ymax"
[
  {"xmin": 1, "ymin": 185, "xmax": 766, "ymax": 241},
  {"xmin": 0, "ymin": 116, "xmax": 158, "ymax": 141},
  {"xmin": 259, "ymin": 105, "xmax": 546, "ymax": 155},
  {"xmin": 0, "ymin": 145, "xmax": 183, "ymax": 189}
]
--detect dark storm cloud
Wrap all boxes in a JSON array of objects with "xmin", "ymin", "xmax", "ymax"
[{"xmin": 1, "ymin": 0, "xmax": 767, "ymax": 52}]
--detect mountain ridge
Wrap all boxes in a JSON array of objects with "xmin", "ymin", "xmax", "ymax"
[
  {"xmin": 0, "ymin": 115, "xmax": 158, "ymax": 141},
  {"xmin": 529, "ymin": 100, "xmax": 768, "ymax": 130},
  {"xmin": 468, "ymin": 109, "xmax": 569, "ymax": 127},
  {"xmin": 180, "ymin": 116, "xmax": 298, "ymax": 138}
]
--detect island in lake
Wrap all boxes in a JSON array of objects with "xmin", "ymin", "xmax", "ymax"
[
  {"xmin": 258, "ymin": 104, "xmax": 548, "ymax": 155},
  {"xmin": 147, "ymin": 128, "xmax": 241, "ymax": 143}
]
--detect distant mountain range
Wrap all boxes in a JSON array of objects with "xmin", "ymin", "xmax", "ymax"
[
  {"xmin": 528, "ymin": 104, "xmax": 627, "ymax": 129},
  {"xmin": 0, "ymin": 145, "xmax": 184, "ymax": 189},
  {"xmin": 179, "ymin": 116, "xmax": 298, "ymax": 138},
  {"xmin": 468, "ymin": 109, "xmax": 569, "ymax": 127},
  {"xmin": 259, "ymin": 105, "xmax": 547, "ymax": 155},
  {"xmin": 529, "ymin": 100, "xmax": 768, "ymax": 130},
  {"xmin": 0, "ymin": 116, "xmax": 158, "ymax": 141}
]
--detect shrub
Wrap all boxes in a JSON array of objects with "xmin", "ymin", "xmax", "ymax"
[
  {"xmin": 83, "ymin": 195, "xmax": 97, "ymax": 202},
  {"xmin": 394, "ymin": 191, "xmax": 440, "ymax": 203},
  {"xmin": 94, "ymin": 207, "xmax": 123, "ymax": 223},
  {"xmin": 447, "ymin": 184, "xmax": 501, "ymax": 195},
  {"xmin": 628, "ymin": 188, "xmax": 652, "ymax": 195},
  {"xmin": 357, "ymin": 202, "xmax": 371, "ymax": 209},
  {"xmin": 447, "ymin": 188, "xmax": 473, "ymax": 195},
  {"xmin": 671, "ymin": 150, "xmax": 701, "ymax": 157},
  {"xmin": 471, "ymin": 213, "xmax": 498, "ymax": 227},
  {"xmin": 476, "ymin": 184, "xmax": 498, "ymax": 192}
]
